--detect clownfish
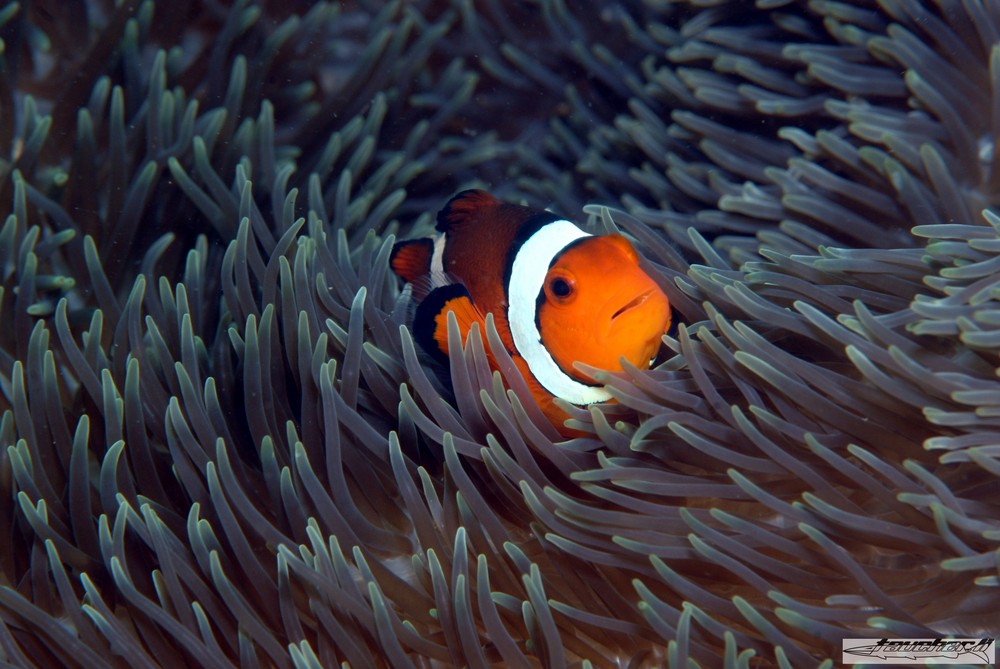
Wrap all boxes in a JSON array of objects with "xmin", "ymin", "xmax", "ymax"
[{"xmin": 390, "ymin": 190, "xmax": 672, "ymax": 435}]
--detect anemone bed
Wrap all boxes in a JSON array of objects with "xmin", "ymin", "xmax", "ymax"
[{"xmin": 0, "ymin": 1, "xmax": 998, "ymax": 667}]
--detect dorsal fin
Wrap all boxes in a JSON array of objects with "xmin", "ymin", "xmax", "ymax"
[
  {"xmin": 435, "ymin": 189, "xmax": 503, "ymax": 233},
  {"xmin": 390, "ymin": 238, "xmax": 434, "ymax": 283}
]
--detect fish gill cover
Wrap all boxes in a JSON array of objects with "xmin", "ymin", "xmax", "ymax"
[{"xmin": 0, "ymin": 0, "xmax": 997, "ymax": 667}]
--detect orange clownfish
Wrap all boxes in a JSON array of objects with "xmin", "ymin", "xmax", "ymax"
[{"xmin": 390, "ymin": 189, "xmax": 672, "ymax": 435}]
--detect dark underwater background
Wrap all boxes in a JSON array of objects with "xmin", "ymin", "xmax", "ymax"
[{"xmin": 1, "ymin": 0, "xmax": 998, "ymax": 667}]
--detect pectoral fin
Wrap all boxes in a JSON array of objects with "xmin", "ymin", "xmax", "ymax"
[{"xmin": 413, "ymin": 283, "xmax": 487, "ymax": 362}]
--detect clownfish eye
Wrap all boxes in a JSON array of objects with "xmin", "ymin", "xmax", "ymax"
[{"xmin": 545, "ymin": 274, "xmax": 575, "ymax": 303}]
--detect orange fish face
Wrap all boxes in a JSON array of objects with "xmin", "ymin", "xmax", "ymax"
[{"xmin": 537, "ymin": 234, "xmax": 671, "ymax": 380}]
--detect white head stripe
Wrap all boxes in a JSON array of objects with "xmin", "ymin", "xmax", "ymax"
[{"xmin": 508, "ymin": 220, "xmax": 613, "ymax": 405}]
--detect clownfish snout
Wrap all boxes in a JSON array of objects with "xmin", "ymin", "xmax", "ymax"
[
  {"xmin": 611, "ymin": 289, "xmax": 654, "ymax": 321},
  {"xmin": 599, "ymin": 240, "xmax": 671, "ymax": 360},
  {"xmin": 602, "ymin": 276, "xmax": 670, "ymax": 343}
]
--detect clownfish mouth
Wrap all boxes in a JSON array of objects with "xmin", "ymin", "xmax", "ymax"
[{"xmin": 612, "ymin": 289, "xmax": 654, "ymax": 321}]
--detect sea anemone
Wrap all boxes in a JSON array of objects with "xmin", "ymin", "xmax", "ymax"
[{"xmin": 1, "ymin": 0, "xmax": 998, "ymax": 667}]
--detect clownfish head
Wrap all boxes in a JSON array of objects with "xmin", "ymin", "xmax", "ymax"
[{"xmin": 536, "ymin": 233, "xmax": 671, "ymax": 380}]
